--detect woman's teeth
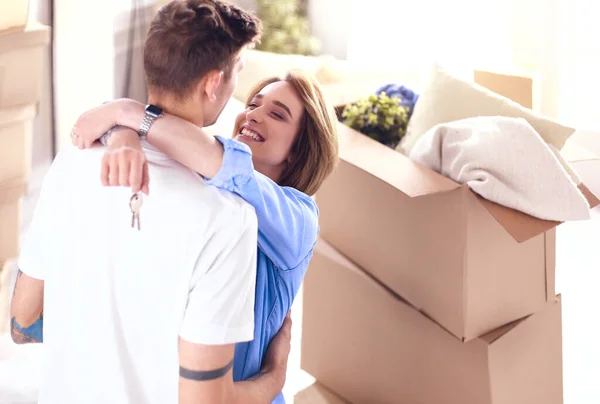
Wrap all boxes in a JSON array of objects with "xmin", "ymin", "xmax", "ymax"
[{"xmin": 239, "ymin": 127, "xmax": 264, "ymax": 142}]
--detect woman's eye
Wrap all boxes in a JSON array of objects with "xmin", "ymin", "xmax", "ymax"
[
  {"xmin": 272, "ymin": 112, "xmax": 283, "ymax": 120},
  {"xmin": 248, "ymin": 103, "xmax": 258, "ymax": 109}
]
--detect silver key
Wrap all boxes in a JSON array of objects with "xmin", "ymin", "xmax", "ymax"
[{"xmin": 129, "ymin": 193, "xmax": 143, "ymax": 231}]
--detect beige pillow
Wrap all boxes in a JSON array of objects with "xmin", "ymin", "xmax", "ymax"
[
  {"xmin": 316, "ymin": 56, "xmax": 427, "ymax": 90},
  {"xmin": 234, "ymin": 50, "xmax": 324, "ymax": 102},
  {"xmin": 204, "ymin": 97, "xmax": 246, "ymax": 138},
  {"xmin": 398, "ymin": 65, "xmax": 575, "ymax": 155}
]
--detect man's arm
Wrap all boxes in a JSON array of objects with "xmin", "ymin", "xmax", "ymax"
[
  {"xmin": 10, "ymin": 149, "xmax": 66, "ymax": 344},
  {"xmin": 10, "ymin": 269, "xmax": 44, "ymax": 344},
  {"xmin": 179, "ymin": 205, "xmax": 258, "ymax": 404},
  {"xmin": 180, "ymin": 312, "xmax": 291, "ymax": 404},
  {"xmin": 179, "ymin": 341, "xmax": 237, "ymax": 404}
]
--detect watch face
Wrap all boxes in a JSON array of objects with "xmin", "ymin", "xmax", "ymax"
[{"xmin": 146, "ymin": 104, "xmax": 163, "ymax": 117}]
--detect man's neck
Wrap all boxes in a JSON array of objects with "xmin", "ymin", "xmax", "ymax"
[{"xmin": 148, "ymin": 93, "xmax": 204, "ymax": 127}]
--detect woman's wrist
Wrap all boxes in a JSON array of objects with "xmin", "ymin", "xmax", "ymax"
[
  {"xmin": 107, "ymin": 127, "xmax": 142, "ymax": 149},
  {"xmin": 259, "ymin": 363, "xmax": 286, "ymax": 391},
  {"xmin": 115, "ymin": 99, "xmax": 146, "ymax": 130}
]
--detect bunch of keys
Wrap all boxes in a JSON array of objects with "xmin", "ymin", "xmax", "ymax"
[{"xmin": 129, "ymin": 193, "xmax": 143, "ymax": 231}]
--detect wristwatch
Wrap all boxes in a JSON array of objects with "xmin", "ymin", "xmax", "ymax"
[{"xmin": 139, "ymin": 104, "xmax": 164, "ymax": 140}]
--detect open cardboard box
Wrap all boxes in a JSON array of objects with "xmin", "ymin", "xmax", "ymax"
[
  {"xmin": 0, "ymin": 23, "xmax": 50, "ymax": 108},
  {"xmin": 316, "ymin": 114, "xmax": 599, "ymax": 341},
  {"xmin": 0, "ymin": 103, "xmax": 37, "ymax": 184},
  {"xmin": 301, "ymin": 240, "xmax": 563, "ymax": 404},
  {"xmin": 0, "ymin": 0, "xmax": 29, "ymax": 33},
  {"xmin": 294, "ymin": 381, "xmax": 350, "ymax": 404}
]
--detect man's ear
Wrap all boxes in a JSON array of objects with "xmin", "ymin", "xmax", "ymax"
[{"xmin": 204, "ymin": 70, "xmax": 223, "ymax": 102}]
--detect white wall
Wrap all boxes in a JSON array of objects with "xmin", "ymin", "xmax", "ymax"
[
  {"xmin": 53, "ymin": 0, "xmax": 117, "ymax": 151},
  {"xmin": 308, "ymin": 0, "xmax": 350, "ymax": 59},
  {"xmin": 507, "ymin": 0, "xmax": 563, "ymax": 121},
  {"xmin": 28, "ymin": 0, "xmax": 53, "ymax": 170},
  {"xmin": 340, "ymin": 0, "xmax": 599, "ymax": 127},
  {"xmin": 53, "ymin": 0, "xmax": 156, "ymax": 152}
]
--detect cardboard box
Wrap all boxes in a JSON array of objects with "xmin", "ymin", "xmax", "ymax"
[
  {"xmin": 474, "ymin": 70, "xmax": 538, "ymax": 111},
  {"xmin": 0, "ymin": 259, "xmax": 16, "ymax": 333},
  {"xmin": 0, "ymin": 103, "xmax": 37, "ymax": 184},
  {"xmin": 316, "ymin": 121, "xmax": 598, "ymax": 341},
  {"xmin": 294, "ymin": 382, "xmax": 350, "ymax": 404},
  {"xmin": 301, "ymin": 240, "xmax": 564, "ymax": 404},
  {"xmin": 0, "ymin": 179, "xmax": 26, "ymax": 264},
  {"xmin": 0, "ymin": 1, "xmax": 29, "ymax": 33},
  {"xmin": 0, "ymin": 23, "xmax": 50, "ymax": 108}
]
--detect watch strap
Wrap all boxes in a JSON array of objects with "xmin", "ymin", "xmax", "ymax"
[{"xmin": 139, "ymin": 104, "xmax": 163, "ymax": 140}]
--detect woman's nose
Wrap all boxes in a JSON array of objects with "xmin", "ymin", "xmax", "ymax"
[{"xmin": 246, "ymin": 107, "xmax": 263, "ymax": 123}]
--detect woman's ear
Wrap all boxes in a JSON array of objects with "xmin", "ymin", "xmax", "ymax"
[{"xmin": 202, "ymin": 70, "xmax": 223, "ymax": 102}]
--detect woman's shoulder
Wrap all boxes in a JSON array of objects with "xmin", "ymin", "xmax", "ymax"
[{"xmin": 281, "ymin": 186, "xmax": 319, "ymax": 216}]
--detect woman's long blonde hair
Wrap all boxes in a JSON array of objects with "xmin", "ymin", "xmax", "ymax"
[{"xmin": 245, "ymin": 70, "xmax": 339, "ymax": 196}]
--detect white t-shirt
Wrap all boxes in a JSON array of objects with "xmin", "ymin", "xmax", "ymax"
[{"xmin": 18, "ymin": 144, "xmax": 258, "ymax": 404}]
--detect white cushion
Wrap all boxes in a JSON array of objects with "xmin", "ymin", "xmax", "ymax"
[
  {"xmin": 399, "ymin": 64, "xmax": 575, "ymax": 155},
  {"xmin": 409, "ymin": 116, "xmax": 590, "ymax": 222},
  {"xmin": 316, "ymin": 56, "xmax": 427, "ymax": 91}
]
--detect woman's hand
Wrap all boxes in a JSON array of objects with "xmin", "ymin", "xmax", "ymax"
[
  {"xmin": 260, "ymin": 311, "xmax": 292, "ymax": 388},
  {"xmin": 71, "ymin": 99, "xmax": 142, "ymax": 149},
  {"xmin": 102, "ymin": 128, "xmax": 150, "ymax": 195}
]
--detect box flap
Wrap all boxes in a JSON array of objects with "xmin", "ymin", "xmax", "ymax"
[
  {"xmin": 0, "ymin": 23, "xmax": 50, "ymax": 53},
  {"xmin": 477, "ymin": 196, "xmax": 561, "ymax": 243},
  {"xmin": 480, "ymin": 295, "xmax": 561, "ymax": 345},
  {"xmin": 336, "ymin": 122, "xmax": 461, "ymax": 198},
  {"xmin": 476, "ymin": 182, "xmax": 599, "ymax": 243},
  {"xmin": 579, "ymin": 183, "xmax": 600, "ymax": 208},
  {"xmin": 294, "ymin": 382, "xmax": 350, "ymax": 404},
  {"xmin": 479, "ymin": 318, "xmax": 524, "ymax": 344}
]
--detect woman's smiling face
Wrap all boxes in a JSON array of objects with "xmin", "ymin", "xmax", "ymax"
[{"xmin": 233, "ymin": 81, "xmax": 305, "ymax": 180}]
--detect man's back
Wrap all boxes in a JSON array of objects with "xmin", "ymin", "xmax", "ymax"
[{"xmin": 19, "ymin": 145, "xmax": 257, "ymax": 404}]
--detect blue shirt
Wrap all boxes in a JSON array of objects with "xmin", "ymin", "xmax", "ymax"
[{"xmin": 205, "ymin": 136, "xmax": 319, "ymax": 404}]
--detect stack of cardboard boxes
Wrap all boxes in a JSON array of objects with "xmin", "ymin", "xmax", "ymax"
[
  {"xmin": 0, "ymin": 2, "xmax": 50, "ymax": 329},
  {"xmin": 298, "ymin": 89, "xmax": 600, "ymax": 403}
]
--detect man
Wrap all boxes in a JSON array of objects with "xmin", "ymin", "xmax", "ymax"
[{"xmin": 10, "ymin": 1, "xmax": 290, "ymax": 403}]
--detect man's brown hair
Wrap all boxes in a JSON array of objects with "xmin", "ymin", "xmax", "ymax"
[
  {"xmin": 144, "ymin": 0, "xmax": 261, "ymax": 98},
  {"xmin": 245, "ymin": 71, "xmax": 340, "ymax": 196}
]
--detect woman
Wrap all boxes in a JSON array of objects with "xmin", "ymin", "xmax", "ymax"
[{"xmin": 72, "ymin": 70, "xmax": 339, "ymax": 402}]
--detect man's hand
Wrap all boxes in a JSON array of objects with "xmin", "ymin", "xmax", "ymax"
[{"xmin": 101, "ymin": 128, "xmax": 150, "ymax": 195}]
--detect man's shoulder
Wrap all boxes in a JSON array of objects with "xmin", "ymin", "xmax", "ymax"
[
  {"xmin": 193, "ymin": 185, "xmax": 257, "ymax": 230},
  {"xmin": 50, "ymin": 145, "xmax": 104, "ymax": 177},
  {"xmin": 40, "ymin": 146, "xmax": 103, "ymax": 190},
  {"xmin": 152, "ymin": 166, "xmax": 256, "ymax": 227},
  {"xmin": 55, "ymin": 144, "xmax": 104, "ymax": 161}
]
